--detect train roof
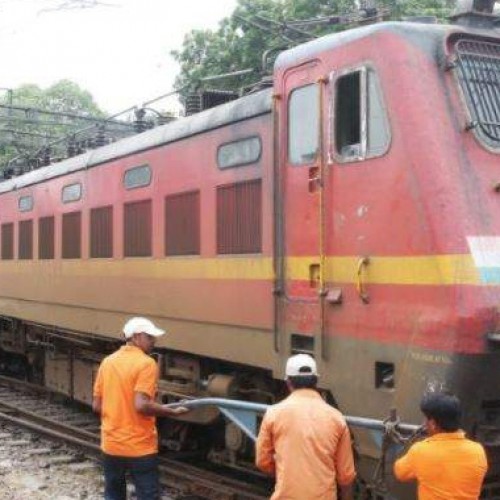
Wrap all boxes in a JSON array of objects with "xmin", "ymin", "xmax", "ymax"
[
  {"xmin": 0, "ymin": 87, "xmax": 272, "ymax": 194},
  {"xmin": 275, "ymin": 20, "xmax": 492, "ymax": 70},
  {"xmin": 3, "ymin": 21, "xmax": 499, "ymax": 195}
]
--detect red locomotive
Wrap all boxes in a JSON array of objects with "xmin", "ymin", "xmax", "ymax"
[{"xmin": 0, "ymin": 5, "xmax": 499, "ymax": 497}]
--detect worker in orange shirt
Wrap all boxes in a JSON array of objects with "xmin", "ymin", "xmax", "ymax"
[
  {"xmin": 394, "ymin": 392, "xmax": 487, "ymax": 499},
  {"xmin": 92, "ymin": 317, "xmax": 188, "ymax": 500},
  {"xmin": 256, "ymin": 354, "xmax": 356, "ymax": 500}
]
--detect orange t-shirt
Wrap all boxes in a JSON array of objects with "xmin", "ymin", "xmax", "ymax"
[
  {"xmin": 394, "ymin": 431, "xmax": 487, "ymax": 499},
  {"xmin": 93, "ymin": 345, "xmax": 159, "ymax": 457},
  {"xmin": 256, "ymin": 389, "xmax": 356, "ymax": 500}
]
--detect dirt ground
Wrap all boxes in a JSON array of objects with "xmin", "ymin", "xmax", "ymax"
[{"xmin": 0, "ymin": 423, "xmax": 102, "ymax": 499}]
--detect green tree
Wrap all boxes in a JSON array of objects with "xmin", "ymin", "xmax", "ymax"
[
  {"xmin": 172, "ymin": 0, "xmax": 356, "ymax": 94},
  {"xmin": 172, "ymin": 0, "xmax": 455, "ymax": 95},
  {"xmin": 379, "ymin": 0, "xmax": 455, "ymax": 21},
  {"xmin": 0, "ymin": 80, "xmax": 108, "ymax": 171}
]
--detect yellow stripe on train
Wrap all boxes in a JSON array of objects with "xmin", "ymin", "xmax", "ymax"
[{"xmin": 0, "ymin": 254, "xmax": 484, "ymax": 285}]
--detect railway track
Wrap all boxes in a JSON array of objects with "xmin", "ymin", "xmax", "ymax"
[{"xmin": 0, "ymin": 375, "xmax": 271, "ymax": 500}]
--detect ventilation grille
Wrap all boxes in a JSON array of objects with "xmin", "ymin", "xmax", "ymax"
[
  {"xmin": 455, "ymin": 38, "xmax": 500, "ymax": 145},
  {"xmin": 18, "ymin": 220, "xmax": 33, "ymax": 260},
  {"xmin": 217, "ymin": 179, "xmax": 262, "ymax": 254},
  {"xmin": 165, "ymin": 191, "xmax": 200, "ymax": 256},
  {"xmin": 39, "ymin": 216, "xmax": 55, "ymax": 260},
  {"xmin": 90, "ymin": 206, "xmax": 113, "ymax": 258},
  {"xmin": 1, "ymin": 223, "xmax": 13, "ymax": 260},
  {"xmin": 62, "ymin": 212, "xmax": 81, "ymax": 259},
  {"xmin": 124, "ymin": 200, "xmax": 152, "ymax": 257}
]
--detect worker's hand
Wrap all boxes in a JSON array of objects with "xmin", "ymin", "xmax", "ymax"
[
  {"xmin": 165, "ymin": 405, "xmax": 190, "ymax": 416},
  {"xmin": 172, "ymin": 406, "xmax": 191, "ymax": 415}
]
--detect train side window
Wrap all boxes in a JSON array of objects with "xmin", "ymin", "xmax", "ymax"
[
  {"xmin": 1, "ymin": 223, "xmax": 14, "ymax": 260},
  {"xmin": 39, "ymin": 216, "xmax": 55, "ymax": 260},
  {"xmin": 62, "ymin": 182, "xmax": 82, "ymax": 203},
  {"xmin": 288, "ymin": 84, "xmax": 319, "ymax": 164},
  {"xmin": 335, "ymin": 68, "xmax": 390, "ymax": 162},
  {"xmin": 62, "ymin": 211, "xmax": 81, "ymax": 259},
  {"xmin": 217, "ymin": 137, "xmax": 262, "ymax": 169},
  {"xmin": 217, "ymin": 179, "xmax": 262, "ymax": 254},
  {"xmin": 90, "ymin": 206, "xmax": 113, "ymax": 258},
  {"xmin": 18, "ymin": 195, "xmax": 33, "ymax": 212},
  {"xmin": 124, "ymin": 200, "xmax": 152, "ymax": 257},
  {"xmin": 165, "ymin": 191, "xmax": 200, "ymax": 256},
  {"xmin": 124, "ymin": 165, "xmax": 151, "ymax": 190},
  {"xmin": 18, "ymin": 220, "xmax": 33, "ymax": 260}
]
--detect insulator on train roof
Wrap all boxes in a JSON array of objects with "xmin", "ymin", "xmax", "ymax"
[
  {"xmin": 134, "ymin": 108, "xmax": 148, "ymax": 133},
  {"xmin": 67, "ymin": 137, "xmax": 77, "ymax": 158},
  {"xmin": 12, "ymin": 160, "xmax": 24, "ymax": 177},
  {"xmin": 76, "ymin": 142, "xmax": 85, "ymax": 154},
  {"xmin": 42, "ymin": 147, "xmax": 51, "ymax": 167},
  {"xmin": 95, "ymin": 125, "xmax": 107, "ymax": 147},
  {"xmin": 28, "ymin": 158, "xmax": 39, "ymax": 171}
]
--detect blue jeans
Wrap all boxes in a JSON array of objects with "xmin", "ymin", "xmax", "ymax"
[{"xmin": 102, "ymin": 453, "xmax": 159, "ymax": 500}]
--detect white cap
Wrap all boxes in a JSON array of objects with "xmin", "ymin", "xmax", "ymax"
[
  {"xmin": 285, "ymin": 354, "xmax": 318, "ymax": 378},
  {"xmin": 123, "ymin": 317, "xmax": 165, "ymax": 339}
]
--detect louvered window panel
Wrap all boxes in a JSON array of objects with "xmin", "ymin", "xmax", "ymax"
[
  {"xmin": 39, "ymin": 216, "xmax": 55, "ymax": 260},
  {"xmin": 217, "ymin": 179, "xmax": 262, "ymax": 254},
  {"xmin": 1, "ymin": 223, "xmax": 13, "ymax": 260},
  {"xmin": 90, "ymin": 206, "xmax": 113, "ymax": 258},
  {"xmin": 18, "ymin": 220, "xmax": 33, "ymax": 260},
  {"xmin": 455, "ymin": 38, "xmax": 500, "ymax": 147},
  {"xmin": 62, "ymin": 211, "xmax": 81, "ymax": 259},
  {"xmin": 165, "ymin": 191, "xmax": 200, "ymax": 256},
  {"xmin": 124, "ymin": 200, "xmax": 152, "ymax": 257}
]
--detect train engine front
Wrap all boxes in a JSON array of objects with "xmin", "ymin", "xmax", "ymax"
[{"xmin": 269, "ymin": 5, "xmax": 500, "ymax": 494}]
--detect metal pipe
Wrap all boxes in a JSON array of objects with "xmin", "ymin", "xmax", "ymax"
[{"xmin": 166, "ymin": 397, "xmax": 421, "ymax": 434}]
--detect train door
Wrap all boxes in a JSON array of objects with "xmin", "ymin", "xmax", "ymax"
[{"xmin": 274, "ymin": 60, "xmax": 330, "ymax": 374}]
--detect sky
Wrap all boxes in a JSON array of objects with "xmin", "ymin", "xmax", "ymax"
[{"xmin": 0, "ymin": 0, "xmax": 237, "ymax": 114}]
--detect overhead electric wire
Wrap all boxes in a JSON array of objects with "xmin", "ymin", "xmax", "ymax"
[
  {"xmin": 234, "ymin": 14, "xmax": 296, "ymax": 44},
  {"xmin": 252, "ymin": 13, "xmax": 317, "ymax": 41},
  {"xmin": 0, "ymin": 103, "xmax": 135, "ymax": 127}
]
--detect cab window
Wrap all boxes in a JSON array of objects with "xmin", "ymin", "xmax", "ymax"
[
  {"xmin": 288, "ymin": 84, "xmax": 319, "ymax": 165},
  {"xmin": 335, "ymin": 67, "xmax": 390, "ymax": 162}
]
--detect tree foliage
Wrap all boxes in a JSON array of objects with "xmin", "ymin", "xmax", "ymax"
[
  {"xmin": 172, "ymin": 0, "xmax": 455, "ymax": 95},
  {"xmin": 0, "ymin": 80, "xmax": 106, "ymax": 169},
  {"xmin": 9, "ymin": 80, "xmax": 104, "ymax": 116}
]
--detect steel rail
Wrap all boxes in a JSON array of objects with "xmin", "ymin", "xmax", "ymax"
[
  {"xmin": 0, "ymin": 410, "xmax": 101, "ymax": 453},
  {"xmin": 0, "ymin": 399, "xmax": 99, "ymax": 443},
  {"xmin": 0, "ymin": 376, "xmax": 270, "ymax": 500}
]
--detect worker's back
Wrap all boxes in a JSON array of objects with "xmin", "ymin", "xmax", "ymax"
[
  {"xmin": 257, "ymin": 388, "xmax": 355, "ymax": 500},
  {"xmin": 94, "ymin": 344, "xmax": 158, "ymax": 457},
  {"xmin": 395, "ymin": 431, "xmax": 487, "ymax": 500}
]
